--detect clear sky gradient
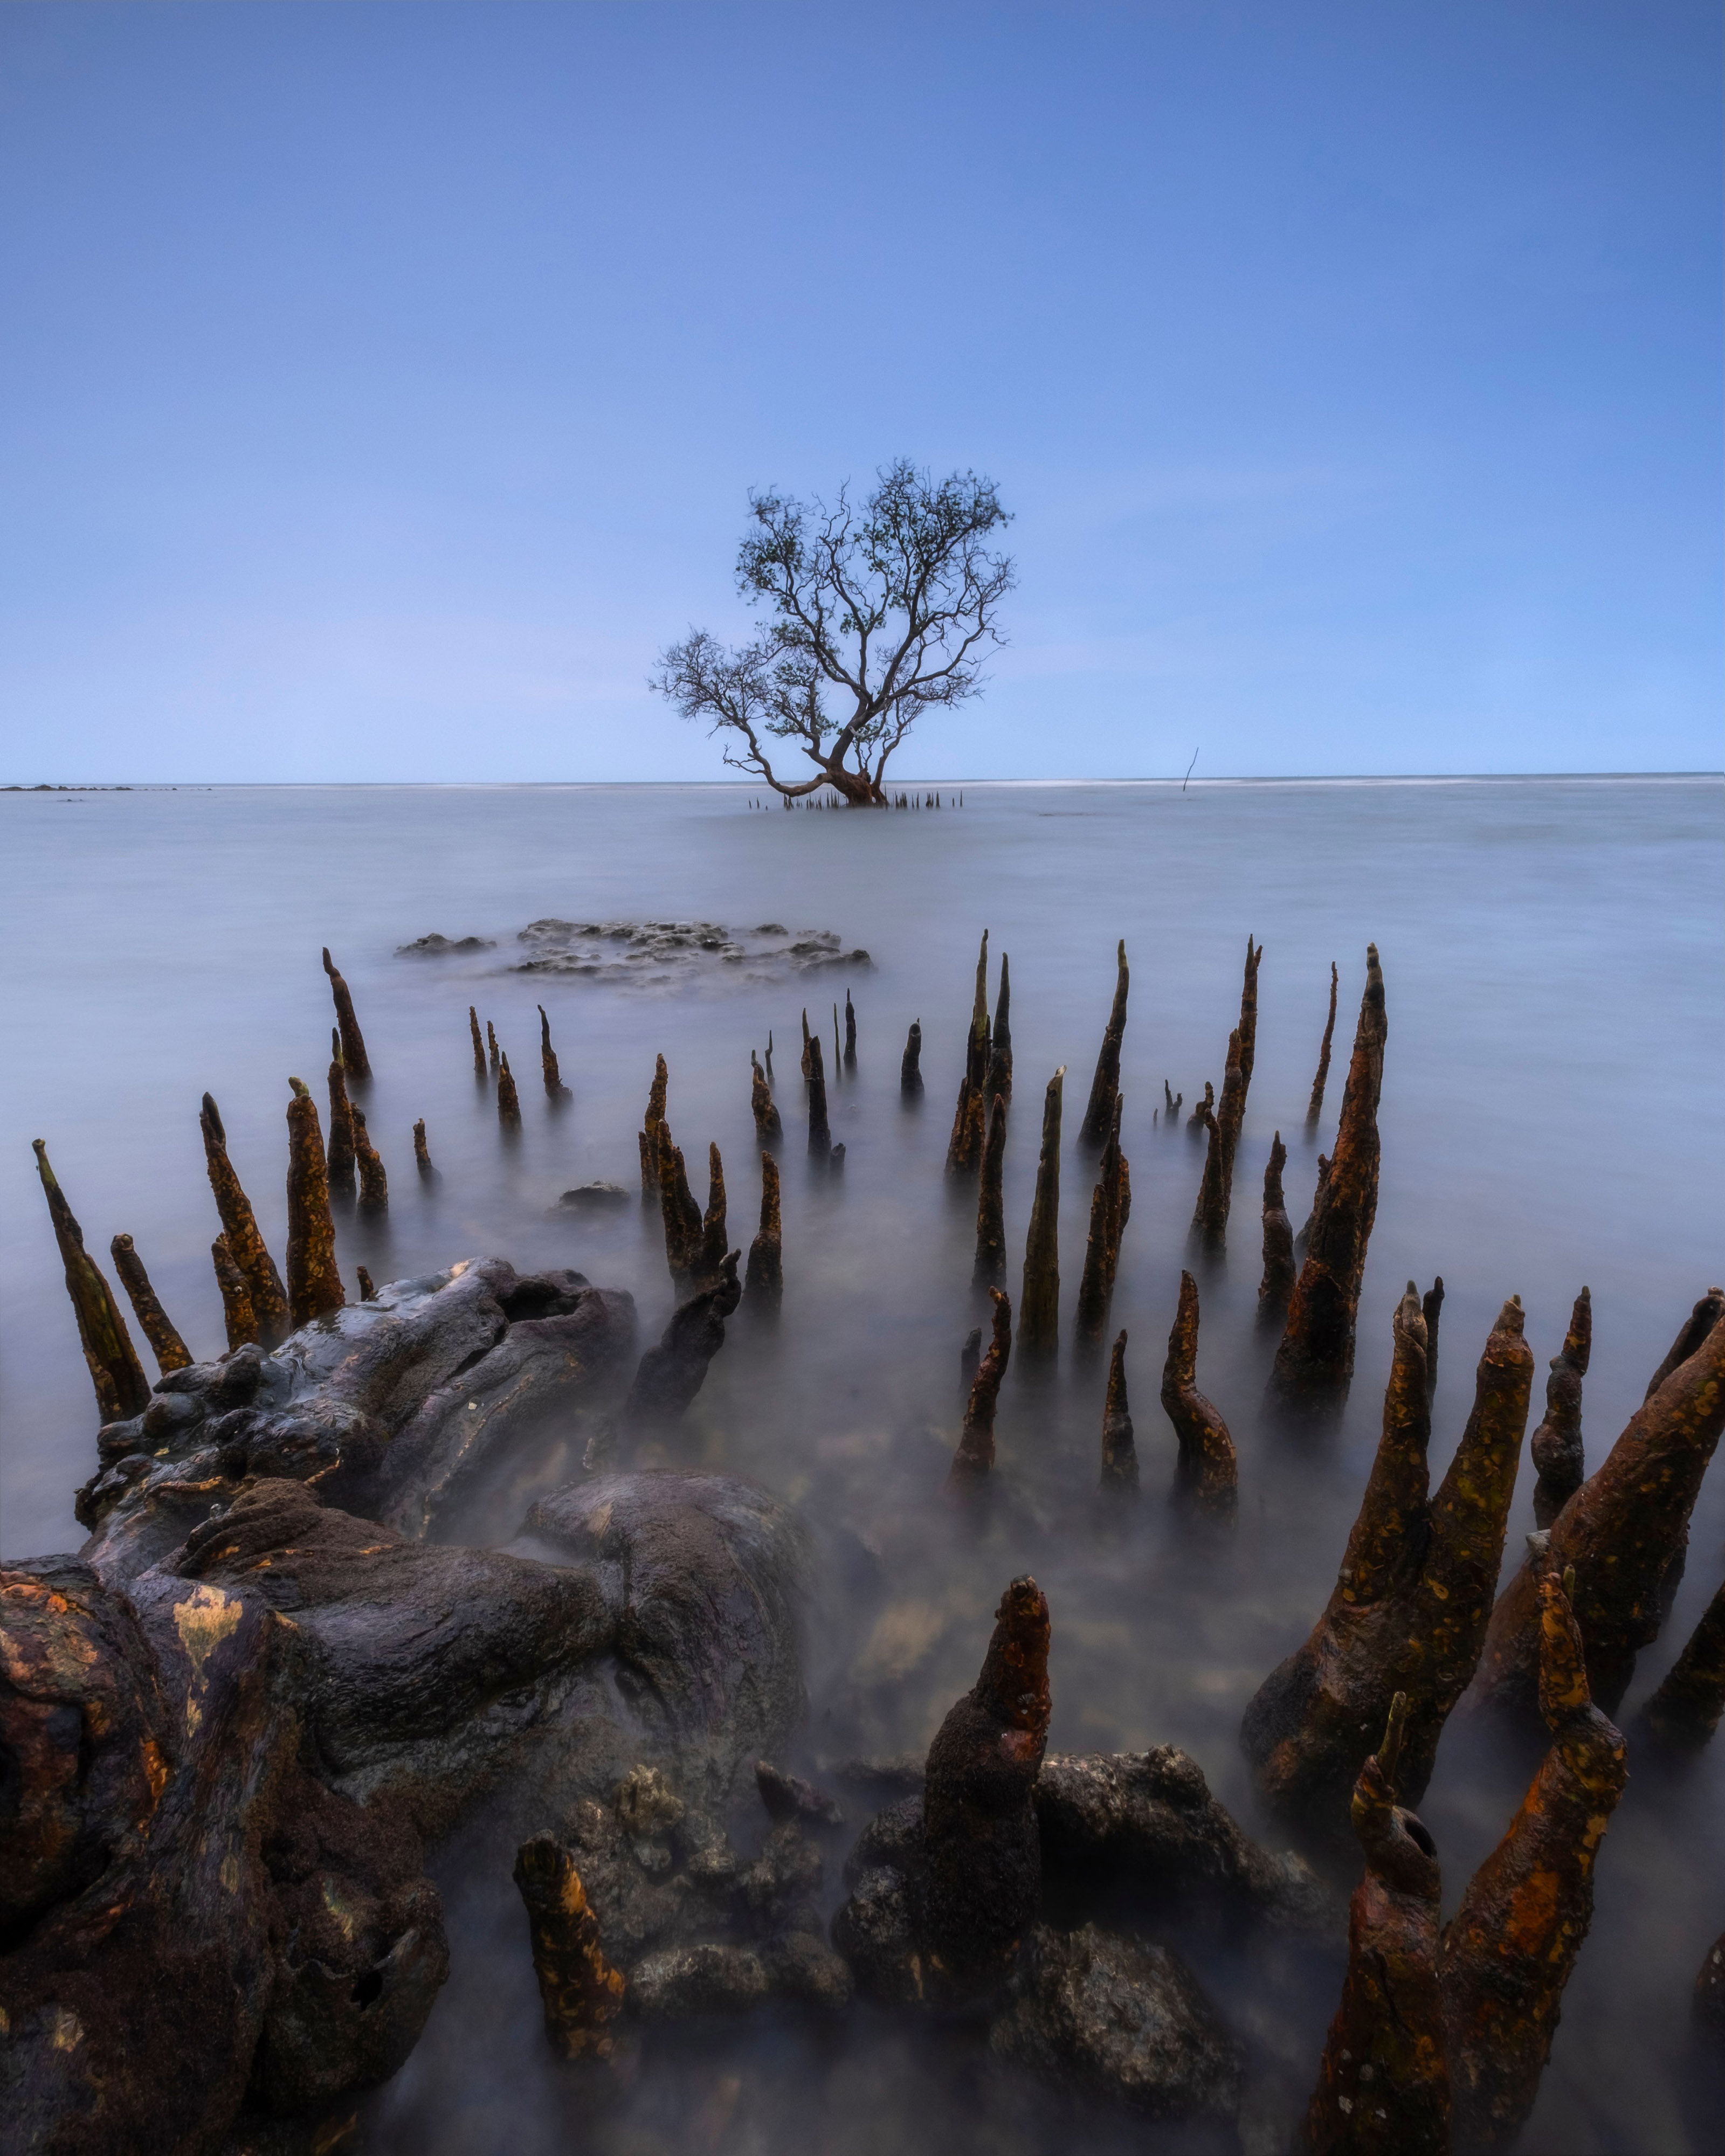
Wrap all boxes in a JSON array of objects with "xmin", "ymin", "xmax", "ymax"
[{"xmin": 1, "ymin": 2, "xmax": 1718, "ymax": 782}]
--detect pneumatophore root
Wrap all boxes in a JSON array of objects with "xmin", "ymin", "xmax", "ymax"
[
  {"xmin": 1471, "ymin": 1288, "xmax": 1725, "ymax": 1718},
  {"xmin": 1640, "ymin": 1578, "xmax": 1725, "ymax": 1749},
  {"xmin": 1074, "ymin": 1094, "xmax": 1129, "ymax": 1342},
  {"xmin": 322, "ymin": 947, "xmax": 371, "ymax": 1080},
  {"xmin": 496, "ymin": 1053, "xmax": 523, "ymax": 1130},
  {"xmin": 33, "ymin": 1142, "xmax": 150, "ymax": 1423},
  {"xmin": 639, "ymin": 1054, "xmax": 668, "ymax": 1203},
  {"xmin": 327, "ymin": 1031, "xmax": 356, "ymax": 1200},
  {"xmin": 1306, "ymin": 960, "xmax": 1339, "ymax": 1125},
  {"xmin": 352, "ymin": 1109, "xmax": 389, "ymax": 1217},
  {"xmin": 901, "ymin": 1021, "xmax": 924, "ymax": 1097},
  {"xmin": 1530, "ymin": 1288, "xmax": 1591, "ymax": 1528},
  {"xmin": 109, "ymin": 1233, "xmax": 192, "ymax": 1375},
  {"xmin": 1268, "ymin": 947, "xmax": 1388, "ymax": 1412},
  {"xmin": 210, "ymin": 1233, "xmax": 258, "ymax": 1350},
  {"xmin": 537, "ymin": 1005, "xmax": 570, "ymax": 1098},
  {"xmin": 1078, "ymin": 940, "xmax": 1128, "ymax": 1148},
  {"xmin": 751, "ymin": 1052, "xmax": 783, "ymax": 1143},
  {"xmin": 744, "ymin": 1153, "xmax": 782, "ymax": 1312},
  {"xmin": 1017, "ymin": 1069, "xmax": 1065, "ymax": 1360},
  {"xmin": 1099, "ymin": 1330, "xmax": 1138, "ymax": 1494},
  {"xmin": 285, "ymin": 1079, "xmax": 345, "ymax": 1325},
  {"xmin": 1244, "ymin": 1289, "xmax": 1533, "ymax": 1834},
  {"xmin": 1160, "ymin": 1271, "xmax": 1237, "ymax": 1519},
  {"xmin": 1257, "ymin": 1134, "xmax": 1295, "ymax": 1321},
  {"xmin": 199, "ymin": 1093, "xmax": 290, "ymax": 1350},
  {"xmin": 513, "ymin": 1834, "xmax": 626, "ymax": 2061},
  {"xmin": 945, "ymin": 934, "xmax": 991, "ymax": 1176},
  {"xmin": 948, "ymin": 1287, "xmax": 1011, "ymax": 1491},
  {"xmin": 973, "ymin": 1093, "xmax": 1009, "ymax": 1287}
]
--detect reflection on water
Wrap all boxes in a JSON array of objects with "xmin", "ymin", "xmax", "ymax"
[{"xmin": 2, "ymin": 778, "xmax": 1721, "ymax": 2153}]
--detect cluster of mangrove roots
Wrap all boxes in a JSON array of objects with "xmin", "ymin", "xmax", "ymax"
[
  {"xmin": 1268, "ymin": 946, "xmax": 1386, "ymax": 1410},
  {"xmin": 1472, "ymin": 1288, "xmax": 1725, "ymax": 1718},
  {"xmin": 1244, "ymin": 1289, "xmax": 1533, "ymax": 1832}
]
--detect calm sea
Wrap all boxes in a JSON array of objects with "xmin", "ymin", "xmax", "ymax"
[{"xmin": 2, "ymin": 778, "xmax": 1721, "ymax": 2153}]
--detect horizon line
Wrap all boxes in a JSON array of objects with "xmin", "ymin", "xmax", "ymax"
[{"xmin": 3, "ymin": 771, "xmax": 1721, "ymax": 792}]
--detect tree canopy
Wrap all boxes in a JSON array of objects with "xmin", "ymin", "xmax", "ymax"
[{"xmin": 652, "ymin": 461, "xmax": 1015, "ymax": 805}]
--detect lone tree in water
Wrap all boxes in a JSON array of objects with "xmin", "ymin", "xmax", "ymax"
[{"xmin": 652, "ymin": 461, "xmax": 1015, "ymax": 806}]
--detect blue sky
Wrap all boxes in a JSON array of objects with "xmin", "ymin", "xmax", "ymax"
[{"xmin": 1, "ymin": 2, "xmax": 1717, "ymax": 781}]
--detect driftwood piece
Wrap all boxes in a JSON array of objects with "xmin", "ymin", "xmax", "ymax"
[
  {"xmin": 923, "ymin": 1576, "xmax": 1051, "ymax": 1985},
  {"xmin": 327, "ymin": 1032, "xmax": 357, "ymax": 1199},
  {"xmin": 619, "ymin": 1253, "xmax": 742, "ymax": 1428},
  {"xmin": 1018, "ymin": 1068, "xmax": 1065, "ymax": 1358},
  {"xmin": 1472, "ymin": 1294, "xmax": 1725, "ymax": 1717},
  {"xmin": 1306, "ymin": 961, "xmax": 1339, "ymax": 1124},
  {"xmin": 413, "ymin": 1120, "xmax": 433, "ymax": 1179},
  {"xmin": 1301, "ymin": 1698, "xmax": 1450, "ymax": 2156},
  {"xmin": 537, "ymin": 1005, "xmax": 569, "ymax": 1097},
  {"xmin": 1641, "ymin": 1578, "xmax": 1725, "ymax": 1748},
  {"xmin": 1530, "ymin": 1288, "xmax": 1591, "ymax": 1528},
  {"xmin": 468, "ymin": 1005, "xmax": 486, "ymax": 1077},
  {"xmin": 1269, "ymin": 947, "xmax": 1388, "ymax": 1409},
  {"xmin": 352, "ymin": 1108, "xmax": 389, "ymax": 1218},
  {"xmin": 1245, "ymin": 1292, "xmax": 1533, "ymax": 1829},
  {"xmin": 199, "ymin": 1093, "xmax": 291, "ymax": 1350},
  {"xmin": 496, "ymin": 1052, "xmax": 523, "ymax": 1130},
  {"xmin": 744, "ymin": 1153, "xmax": 783, "ymax": 1312},
  {"xmin": 1099, "ymin": 1331, "xmax": 1138, "ymax": 1494},
  {"xmin": 110, "ymin": 1233, "xmax": 192, "ymax": 1375},
  {"xmin": 211, "ymin": 1234, "xmax": 259, "ymax": 1350},
  {"xmin": 750, "ymin": 1052, "xmax": 783, "ymax": 1142},
  {"xmin": 33, "ymin": 1142, "xmax": 151, "ymax": 1423},
  {"xmin": 901, "ymin": 1021, "xmax": 923, "ymax": 1096},
  {"xmin": 982, "ymin": 953, "xmax": 1012, "ymax": 1104},
  {"xmin": 285, "ymin": 1079, "xmax": 346, "ymax": 1326},
  {"xmin": 974, "ymin": 1093, "xmax": 1009, "ymax": 1287},
  {"xmin": 1074, "ymin": 1094, "xmax": 1129, "ymax": 1342},
  {"xmin": 1440, "ymin": 1573, "xmax": 1628, "ymax": 2149},
  {"xmin": 806, "ymin": 1034, "xmax": 832, "ymax": 1162},
  {"xmin": 1078, "ymin": 941, "xmax": 1128, "ymax": 1146},
  {"xmin": 948, "ymin": 1288, "xmax": 1011, "ymax": 1490},
  {"xmin": 513, "ymin": 1834, "xmax": 626, "ymax": 2059},
  {"xmin": 322, "ymin": 946, "xmax": 372, "ymax": 1080},
  {"xmin": 1160, "ymin": 1272, "xmax": 1237, "ymax": 1519},
  {"xmin": 1257, "ymin": 1134, "xmax": 1295, "ymax": 1319}
]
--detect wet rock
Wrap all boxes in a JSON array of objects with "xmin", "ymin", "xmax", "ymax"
[
  {"xmin": 1640, "ymin": 1576, "xmax": 1725, "ymax": 1749},
  {"xmin": 947, "ymin": 1287, "xmax": 1011, "ymax": 1490},
  {"xmin": 1269, "ymin": 948, "xmax": 1388, "ymax": 1411},
  {"xmin": 557, "ymin": 1181, "xmax": 631, "ymax": 1213},
  {"xmin": 1472, "ymin": 1289, "xmax": 1725, "ymax": 1717},
  {"xmin": 756, "ymin": 1760, "xmax": 843, "ymax": 1827},
  {"xmin": 1034, "ymin": 1749, "xmax": 1334, "ymax": 1936},
  {"xmin": 110, "ymin": 1230, "xmax": 193, "ymax": 1376},
  {"xmin": 322, "ymin": 948, "xmax": 371, "ymax": 1081},
  {"xmin": 397, "ymin": 934, "xmax": 495, "ymax": 956},
  {"xmin": 1440, "ymin": 1572, "xmax": 1628, "ymax": 2149},
  {"xmin": 1018, "ymin": 1068, "xmax": 1066, "ymax": 1358},
  {"xmin": 510, "ymin": 918, "xmax": 870, "ymax": 986},
  {"xmin": 199, "ymin": 1093, "xmax": 292, "ymax": 1350},
  {"xmin": 1078, "ymin": 939, "xmax": 1129, "ymax": 1147},
  {"xmin": 989, "ymin": 1923, "xmax": 1243, "ymax": 2122},
  {"xmin": 629, "ymin": 1943, "xmax": 769, "ymax": 2017},
  {"xmin": 1531, "ymin": 1287, "xmax": 1591, "ymax": 1527},
  {"xmin": 1160, "ymin": 1272, "xmax": 1237, "ymax": 1519},
  {"xmin": 1301, "ymin": 1699, "xmax": 1450, "ymax": 2155},
  {"xmin": 760, "ymin": 1929, "xmax": 853, "ymax": 2007},
  {"xmin": 1245, "ymin": 1291, "xmax": 1533, "ymax": 1832},
  {"xmin": 1098, "ymin": 1331, "xmax": 1139, "ymax": 1494},
  {"xmin": 33, "ymin": 1138, "xmax": 151, "ymax": 1423}
]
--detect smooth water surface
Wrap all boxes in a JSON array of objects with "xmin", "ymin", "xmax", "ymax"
[{"xmin": 2, "ymin": 778, "xmax": 1721, "ymax": 2154}]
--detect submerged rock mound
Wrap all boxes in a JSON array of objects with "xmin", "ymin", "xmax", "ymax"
[{"xmin": 508, "ymin": 918, "xmax": 872, "ymax": 987}]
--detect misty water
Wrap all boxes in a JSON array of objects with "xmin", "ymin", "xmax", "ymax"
[{"xmin": 3, "ymin": 777, "xmax": 1721, "ymax": 2155}]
